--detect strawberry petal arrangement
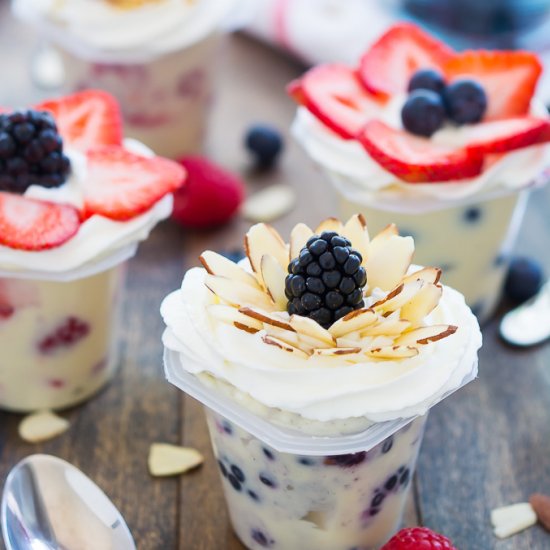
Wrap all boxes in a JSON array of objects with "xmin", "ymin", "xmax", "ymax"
[
  {"xmin": 0, "ymin": 90, "xmax": 185, "ymax": 252},
  {"xmin": 288, "ymin": 22, "xmax": 550, "ymax": 184}
]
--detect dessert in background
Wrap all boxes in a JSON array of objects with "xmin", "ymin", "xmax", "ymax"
[
  {"xmin": 0, "ymin": 90, "xmax": 185, "ymax": 412},
  {"xmin": 161, "ymin": 214, "xmax": 482, "ymax": 549},
  {"xmin": 13, "ymin": 0, "xmax": 239, "ymax": 158},
  {"xmin": 289, "ymin": 22, "xmax": 550, "ymax": 322}
]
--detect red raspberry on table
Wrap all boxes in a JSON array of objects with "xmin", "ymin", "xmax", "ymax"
[{"xmin": 381, "ymin": 527, "xmax": 457, "ymax": 550}]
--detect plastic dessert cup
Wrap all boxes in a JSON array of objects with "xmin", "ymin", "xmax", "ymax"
[
  {"xmin": 0, "ymin": 253, "xmax": 129, "ymax": 413},
  {"xmin": 338, "ymin": 188, "xmax": 530, "ymax": 323},
  {"xmin": 56, "ymin": 34, "xmax": 219, "ymax": 159}
]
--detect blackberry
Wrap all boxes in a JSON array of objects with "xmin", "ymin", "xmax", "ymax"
[
  {"xmin": 285, "ymin": 231, "xmax": 367, "ymax": 328},
  {"xmin": 0, "ymin": 109, "xmax": 71, "ymax": 194}
]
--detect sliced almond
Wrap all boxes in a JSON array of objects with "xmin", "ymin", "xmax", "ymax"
[
  {"xmin": 315, "ymin": 217, "xmax": 344, "ymax": 234},
  {"xmin": 245, "ymin": 223, "xmax": 289, "ymax": 284},
  {"xmin": 328, "ymin": 308, "xmax": 377, "ymax": 338},
  {"xmin": 262, "ymin": 335, "xmax": 309, "ymax": 358},
  {"xmin": 205, "ymin": 274, "xmax": 275, "ymax": 311},
  {"xmin": 365, "ymin": 345, "xmax": 419, "ymax": 359},
  {"xmin": 148, "ymin": 443, "xmax": 203, "ymax": 477},
  {"xmin": 242, "ymin": 184, "xmax": 296, "ymax": 223},
  {"xmin": 264, "ymin": 325, "xmax": 301, "ymax": 347},
  {"xmin": 395, "ymin": 324, "xmax": 458, "ymax": 346},
  {"xmin": 239, "ymin": 306, "xmax": 294, "ymax": 331},
  {"xmin": 207, "ymin": 304, "xmax": 263, "ymax": 333},
  {"xmin": 400, "ymin": 283, "xmax": 442, "ymax": 325},
  {"xmin": 402, "ymin": 266, "xmax": 442, "ymax": 285},
  {"xmin": 19, "ymin": 410, "xmax": 69, "ymax": 443},
  {"xmin": 199, "ymin": 250, "xmax": 261, "ymax": 289},
  {"xmin": 298, "ymin": 332, "xmax": 334, "ymax": 351},
  {"xmin": 314, "ymin": 347, "xmax": 362, "ymax": 357},
  {"xmin": 372, "ymin": 223, "xmax": 398, "ymax": 241},
  {"xmin": 260, "ymin": 254, "xmax": 287, "ymax": 309},
  {"xmin": 372, "ymin": 280, "xmax": 423, "ymax": 314},
  {"xmin": 341, "ymin": 213, "xmax": 369, "ymax": 262},
  {"xmin": 366, "ymin": 234, "xmax": 414, "ymax": 291},
  {"xmin": 290, "ymin": 223, "xmax": 314, "ymax": 259},
  {"xmin": 491, "ymin": 502, "xmax": 537, "ymax": 538},
  {"xmin": 360, "ymin": 318, "xmax": 411, "ymax": 337},
  {"xmin": 289, "ymin": 315, "xmax": 335, "ymax": 346}
]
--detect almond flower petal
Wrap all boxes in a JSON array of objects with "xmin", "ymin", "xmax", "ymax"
[
  {"xmin": 262, "ymin": 335, "xmax": 310, "ymax": 358},
  {"xmin": 395, "ymin": 325, "xmax": 458, "ymax": 346},
  {"xmin": 328, "ymin": 308, "xmax": 377, "ymax": 338},
  {"xmin": 205, "ymin": 274, "xmax": 275, "ymax": 311},
  {"xmin": 366, "ymin": 234, "xmax": 414, "ymax": 291},
  {"xmin": 341, "ymin": 213, "xmax": 370, "ymax": 262},
  {"xmin": 200, "ymin": 251, "xmax": 261, "ymax": 290},
  {"xmin": 315, "ymin": 217, "xmax": 344, "ymax": 234},
  {"xmin": 290, "ymin": 223, "xmax": 314, "ymax": 259},
  {"xmin": 260, "ymin": 254, "xmax": 288, "ymax": 309},
  {"xmin": 400, "ymin": 283, "xmax": 442, "ymax": 325},
  {"xmin": 245, "ymin": 223, "xmax": 289, "ymax": 285}
]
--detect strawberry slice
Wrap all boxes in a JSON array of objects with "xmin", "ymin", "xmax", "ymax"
[
  {"xmin": 82, "ymin": 146, "xmax": 186, "ymax": 221},
  {"xmin": 460, "ymin": 117, "xmax": 550, "ymax": 155},
  {"xmin": 358, "ymin": 120, "xmax": 483, "ymax": 183},
  {"xmin": 443, "ymin": 51, "xmax": 542, "ymax": 120},
  {"xmin": 35, "ymin": 90, "xmax": 123, "ymax": 152},
  {"xmin": 297, "ymin": 64, "xmax": 386, "ymax": 139},
  {"xmin": 359, "ymin": 23, "xmax": 455, "ymax": 98},
  {"xmin": 0, "ymin": 192, "xmax": 80, "ymax": 251}
]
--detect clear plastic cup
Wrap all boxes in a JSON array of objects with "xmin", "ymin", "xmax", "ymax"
[
  {"xmin": 0, "ymin": 258, "xmax": 127, "ymax": 413},
  {"xmin": 339, "ymin": 190, "xmax": 529, "ymax": 323},
  {"xmin": 56, "ymin": 34, "xmax": 220, "ymax": 159},
  {"xmin": 164, "ymin": 347, "xmax": 477, "ymax": 549}
]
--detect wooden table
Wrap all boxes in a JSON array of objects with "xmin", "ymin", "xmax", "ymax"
[{"xmin": 1, "ymin": 7, "xmax": 550, "ymax": 549}]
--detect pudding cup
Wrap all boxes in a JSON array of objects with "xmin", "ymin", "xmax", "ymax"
[
  {"xmin": 164, "ymin": 347, "xmax": 477, "ymax": 550},
  {"xmin": 0, "ymin": 250, "xmax": 130, "ymax": 413},
  {"xmin": 56, "ymin": 34, "xmax": 220, "ymax": 159}
]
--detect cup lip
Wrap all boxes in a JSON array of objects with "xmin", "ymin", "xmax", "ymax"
[{"xmin": 164, "ymin": 347, "xmax": 477, "ymax": 455}]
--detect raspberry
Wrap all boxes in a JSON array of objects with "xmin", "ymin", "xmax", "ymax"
[
  {"xmin": 285, "ymin": 231, "xmax": 367, "ymax": 328},
  {"xmin": 381, "ymin": 527, "xmax": 457, "ymax": 550},
  {"xmin": 38, "ymin": 316, "xmax": 90, "ymax": 354},
  {"xmin": 0, "ymin": 109, "xmax": 71, "ymax": 194}
]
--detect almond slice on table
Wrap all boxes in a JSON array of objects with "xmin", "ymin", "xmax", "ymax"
[
  {"xmin": 260, "ymin": 254, "xmax": 287, "ymax": 309},
  {"xmin": 242, "ymin": 184, "xmax": 296, "ymax": 223},
  {"xmin": 245, "ymin": 223, "xmax": 289, "ymax": 283},
  {"xmin": 290, "ymin": 223, "xmax": 314, "ymax": 259},
  {"xmin": 148, "ymin": 443, "xmax": 203, "ymax": 477},
  {"xmin": 395, "ymin": 324, "xmax": 458, "ymax": 346},
  {"xmin": 205, "ymin": 274, "xmax": 275, "ymax": 311},
  {"xmin": 200, "ymin": 250, "xmax": 261, "ymax": 289},
  {"xmin": 491, "ymin": 502, "xmax": 537, "ymax": 538},
  {"xmin": 18, "ymin": 410, "xmax": 70, "ymax": 443},
  {"xmin": 341, "ymin": 214, "xmax": 370, "ymax": 261}
]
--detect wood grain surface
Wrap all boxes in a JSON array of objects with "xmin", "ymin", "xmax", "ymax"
[{"xmin": 1, "ymin": 4, "xmax": 550, "ymax": 549}]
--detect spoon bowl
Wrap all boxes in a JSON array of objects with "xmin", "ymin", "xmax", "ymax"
[{"xmin": 1, "ymin": 454, "xmax": 136, "ymax": 550}]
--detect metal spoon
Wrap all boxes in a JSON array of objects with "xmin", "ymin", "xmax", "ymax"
[
  {"xmin": 1, "ymin": 454, "xmax": 136, "ymax": 550},
  {"xmin": 500, "ymin": 279, "xmax": 550, "ymax": 346}
]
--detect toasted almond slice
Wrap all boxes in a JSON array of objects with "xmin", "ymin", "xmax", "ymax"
[
  {"xmin": 366, "ymin": 234, "xmax": 414, "ymax": 291},
  {"xmin": 360, "ymin": 318, "xmax": 411, "ymax": 337},
  {"xmin": 19, "ymin": 410, "xmax": 69, "ymax": 443},
  {"xmin": 199, "ymin": 250, "xmax": 261, "ymax": 289},
  {"xmin": 239, "ymin": 306, "xmax": 294, "ymax": 331},
  {"xmin": 314, "ymin": 347, "xmax": 362, "ymax": 356},
  {"xmin": 298, "ymin": 332, "xmax": 334, "ymax": 351},
  {"xmin": 373, "ymin": 223, "xmax": 398, "ymax": 241},
  {"xmin": 205, "ymin": 274, "xmax": 275, "ymax": 311},
  {"xmin": 365, "ymin": 345, "xmax": 419, "ymax": 359},
  {"xmin": 341, "ymin": 213, "xmax": 370, "ymax": 262},
  {"xmin": 148, "ymin": 443, "xmax": 203, "ymax": 477},
  {"xmin": 265, "ymin": 325, "xmax": 301, "ymax": 347},
  {"xmin": 315, "ymin": 217, "xmax": 344, "ymax": 235},
  {"xmin": 289, "ymin": 315, "xmax": 335, "ymax": 346},
  {"xmin": 400, "ymin": 283, "xmax": 442, "ymax": 324},
  {"xmin": 402, "ymin": 266, "xmax": 442, "ymax": 285},
  {"xmin": 262, "ymin": 335, "xmax": 310, "ymax": 358},
  {"xmin": 491, "ymin": 503, "xmax": 537, "ymax": 538},
  {"xmin": 328, "ymin": 308, "xmax": 378, "ymax": 338},
  {"xmin": 260, "ymin": 254, "xmax": 287, "ymax": 309},
  {"xmin": 395, "ymin": 325, "xmax": 458, "ymax": 346},
  {"xmin": 372, "ymin": 280, "xmax": 423, "ymax": 314},
  {"xmin": 242, "ymin": 184, "xmax": 296, "ymax": 223},
  {"xmin": 245, "ymin": 223, "xmax": 289, "ymax": 284},
  {"xmin": 207, "ymin": 304, "xmax": 263, "ymax": 333},
  {"xmin": 290, "ymin": 223, "xmax": 314, "ymax": 259}
]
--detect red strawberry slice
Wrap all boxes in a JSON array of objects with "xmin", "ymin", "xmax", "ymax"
[
  {"xmin": 35, "ymin": 90, "xmax": 123, "ymax": 152},
  {"xmin": 82, "ymin": 146, "xmax": 186, "ymax": 221},
  {"xmin": 359, "ymin": 23, "xmax": 455, "ymax": 98},
  {"xmin": 298, "ymin": 64, "xmax": 386, "ymax": 139},
  {"xmin": 358, "ymin": 120, "xmax": 483, "ymax": 183},
  {"xmin": 460, "ymin": 117, "xmax": 550, "ymax": 155},
  {"xmin": 443, "ymin": 51, "xmax": 542, "ymax": 120},
  {"xmin": 0, "ymin": 192, "xmax": 80, "ymax": 251}
]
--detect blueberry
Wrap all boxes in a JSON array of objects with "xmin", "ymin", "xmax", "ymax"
[
  {"xmin": 464, "ymin": 206, "xmax": 483, "ymax": 223},
  {"xmin": 259, "ymin": 473, "xmax": 277, "ymax": 488},
  {"xmin": 504, "ymin": 257, "xmax": 544, "ymax": 303},
  {"xmin": 401, "ymin": 90, "xmax": 446, "ymax": 137},
  {"xmin": 13, "ymin": 122, "xmax": 35, "ymax": 144},
  {"xmin": 247, "ymin": 489, "xmax": 260, "ymax": 501},
  {"xmin": 444, "ymin": 79, "xmax": 487, "ymax": 124},
  {"xmin": 262, "ymin": 447, "xmax": 275, "ymax": 460},
  {"xmin": 24, "ymin": 140, "xmax": 45, "ymax": 163},
  {"xmin": 231, "ymin": 465, "xmax": 245, "ymax": 482},
  {"xmin": 218, "ymin": 460, "xmax": 228, "ymax": 478},
  {"xmin": 221, "ymin": 420, "xmax": 233, "ymax": 434},
  {"xmin": 228, "ymin": 473, "xmax": 242, "ymax": 491},
  {"xmin": 251, "ymin": 528, "xmax": 273, "ymax": 547},
  {"xmin": 298, "ymin": 457, "xmax": 316, "ymax": 466},
  {"xmin": 385, "ymin": 475, "xmax": 398, "ymax": 491},
  {"xmin": 382, "ymin": 436, "xmax": 393, "ymax": 454},
  {"xmin": 371, "ymin": 491, "xmax": 385, "ymax": 508},
  {"xmin": 39, "ymin": 129, "xmax": 62, "ymax": 153},
  {"xmin": 245, "ymin": 124, "xmax": 283, "ymax": 168},
  {"xmin": 0, "ymin": 133, "xmax": 15, "ymax": 159},
  {"xmin": 324, "ymin": 451, "xmax": 366, "ymax": 467},
  {"xmin": 399, "ymin": 468, "xmax": 410, "ymax": 486},
  {"xmin": 408, "ymin": 68, "xmax": 446, "ymax": 95}
]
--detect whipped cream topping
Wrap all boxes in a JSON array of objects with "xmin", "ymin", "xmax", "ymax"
[
  {"xmin": 161, "ymin": 265, "xmax": 481, "ymax": 424},
  {"xmin": 0, "ymin": 139, "xmax": 172, "ymax": 277},
  {"xmin": 292, "ymin": 101, "xmax": 550, "ymax": 213},
  {"xmin": 13, "ymin": 0, "xmax": 238, "ymax": 63}
]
